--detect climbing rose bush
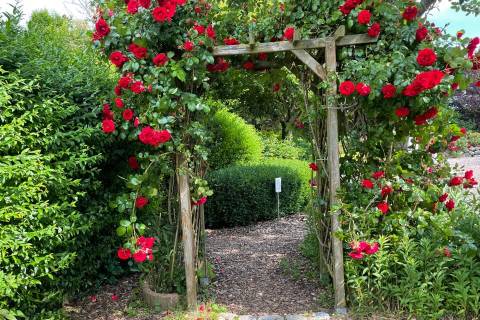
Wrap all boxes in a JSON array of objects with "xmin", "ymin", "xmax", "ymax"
[{"xmin": 93, "ymin": 0, "xmax": 216, "ymax": 266}]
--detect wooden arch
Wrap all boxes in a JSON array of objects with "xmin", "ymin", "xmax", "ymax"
[{"xmin": 178, "ymin": 26, "xmax": 378, "ymax": 313}]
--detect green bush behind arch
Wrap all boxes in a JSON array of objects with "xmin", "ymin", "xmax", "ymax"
[{"xmin": 207, "ymin": 107, "xmax": 263, "ymax": 169}]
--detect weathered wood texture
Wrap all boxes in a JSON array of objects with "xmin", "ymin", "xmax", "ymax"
[
  {"xmin": 212, "ymin": 34, "xmax": 376, "ymax": 56},
  {"xmin": 325, "ymin": 37, "xmax": 346, "ymax": 312},
  {"xmin": 291, "ymin": 49, "xmax": 327, "ymax": 80},
  {"xmin": 176, "ymin": 154, "xmax": 197, "ymax": 310}
]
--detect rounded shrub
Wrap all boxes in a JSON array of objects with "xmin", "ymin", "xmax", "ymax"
[
  {"xmin": 207, "ymin": 108, "xmax": 263, "ymax": 169},
  {"xmin": 205, "ymin": 159, "xmax": 311, "ymax": 228}
]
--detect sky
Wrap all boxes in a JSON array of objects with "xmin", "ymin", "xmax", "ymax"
[
  {"xmin": 428, "ymin": 0, "xmax": 480, "ymax": 37},
  {"xmin": 0, "ymin": 0, "xmax": 478, "ymax": 36}
]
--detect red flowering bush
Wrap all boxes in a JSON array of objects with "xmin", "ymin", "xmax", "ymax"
[{"xmin": 92, "ymin": 0, "xmax": 215, "ymax": 275}]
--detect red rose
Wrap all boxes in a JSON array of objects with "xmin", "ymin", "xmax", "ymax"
[
  {"xmin": 138, "ymin": 0, "xmax": 151, "ymax": 8},
  {"xmin": 183, "ymin": 40, "xmax": 194, "ymax": 51},
  {"xmin": 95, "ymin": 18, "xmax": 110, "ymax": 39},
  {"xmin": 133, "ymin": 250, "xmax": 147, "ymax": 263},
  {"xmin": 109, "ymin": 51, "xmax": 128, "ymax": 68},
  {"xmin": 372, "ymin": 171, "xmax": 385, "ymax": 180},
  {"xmin": 102, "ymin": 119, "xmax": 115, "ymax": 133},
  {"xmin": 117, "ymin": 247, "xmax": 131, "ymax": 260},
  {"xmin": 129, "ymin": 43, "xmax": 148, "ymax": 59},
  {"xmin": 348, "ymin": 252, "xmax": 364, "ymax": 259},
  {"xmin": 127, "ymin": 0, "xmax": 139, "ymax": 14},
  {"xmin": 439, "ymin": 193, "xmax": 448, "ymax": 202},
  {"xmin": 460, "ymin": 127, "xmax": 467, "ymax": 135},
  {"xmin": 377, "ymin": 201, "xmax": 389, "ymax": 214},
  {"xmin": 402, "ymin": 5, "xmax": 418, "ymax": 21},
  {"xmin": 103, "ymin": 104, "xmax": 113, "ymax": 120},
  {"xmin": 137, "ymin": 236, "xmax": 155, "ymax": 249},
  {"xmin": 381, "ymin": 185, "xmax": 393, "ymax": 197},
  {"xmin": 309, "ymin": 162, "xmax": 318, "ymax": 171},
  {"xmin": 465, "ymin": 170, "xmax": 474, "ymax": 180},
  {"xmin": 443, "ymin": 247, "xmax": 452, "ymax": 257},
  {"xmin": 152, "ymin": 4, "xmax": 176, "ymax": 23},
  {"xmin": 118, "ymin": 76, "xmax": 132, "ymax": 88},
  {"xmin": 130, "ymin": 81, "xmax": 145, "ymax": 94},
  {"xmin": 445, "ymin": 199, "xmax": 455, "ymax": 211},
  {"xmin": 258, "ymin": 53, "xmax": 268, "ymax": 61},
  {"xmin": 223, "ymin": 37, "xmax": 239, "ymax": 45},
  {"xmin": 134, "ymin": 117, "xmax": 140, "ymax": 127},
  {"xmin": 283, "ymin": 27, "xmax": 295, "ymax": 41},
  {"xmin": 114, "ymin": 85, "xmax": 122, "ymax": 96},
  {"xmin": 362, "ymin": 179, "xmax": 374, "ymax": 189},
  {"xmin": 467, "ymin": 37, "xmax": 479, "ymax": 58},
  {"xmin": 128, "ymin": 156, "xmax": 139, "ymax": 170},
  {"xmin": 367, "ymin": 22, "xmax": 380, "ymax": 37},
  {"xmin": 464, "ymin": 178, "xmax": 478, "ymax": 188},
  {"xmin": 193, "ymin": 197, "xmax": 208, "ymax": 206},
  {"xmin": 139, "ymin": 127, "xmax": 172, "ymax": 147},
  {"xmin": 243, "ymin": 61, "xmax": 254, "ymax": 70},
  {"xmin": 194, "ymin": 24, "xmax": 205, "ymax": 35},
  {"xmin": 417, "ymin": 48, "xmax": 437, "ymax": 67},
  {"xmin": 356, "ymin": 82, "xmax": 371, "ymax": 96},
  {"xmin": 115, "ymin": 97, "xmax": 124, "ymax": 108},
  {"xmin": 381, "ymin": 84, "xmax": 396, "ymax": 98},
  {"xmin": 135, "ymin": 196, "xmax": 149, "ymax": 209},
  {"xmin": 122, "ymin": 108, "xmax": 134, "ymax": 121},
  {"xmin": 449, "ymin": 176, "xmax": 463, "ymax": 186},
  {"xmin": 339, "ymin": 80, "xmax": 355, "ymax": 96},
  {"xmin": 357, "ymin": 10, "xmax": 371, "ymax": 25},
  {"xmin": 424, "ymin": 107, "xmax": 438, "ymax": 120},
  {"xmin": 416, "ymin": 26, "xmax": 428, "ymax": 41},
  {"xmin": 206, "ymin": 25, "xmax": 216, "ymax": 39},
  {"xmin": 364, "ymin": 242, "xmax": 379, "ymax": 255},
  {"xmin": 395, "ymin": 107, "xmax": 410, "ymax": 118},
  {"xmin": 153, "ymin": 53, "xmax": 169, "ymax": 66}
]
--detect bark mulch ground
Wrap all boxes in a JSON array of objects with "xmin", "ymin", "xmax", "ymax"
[
  {"xmin": 206, "ymin": 213, "xmax": 329, "ymax": 315},
  {"xmin": 65, "ymin": 214, "xmax": 328, "ymax": 319}
]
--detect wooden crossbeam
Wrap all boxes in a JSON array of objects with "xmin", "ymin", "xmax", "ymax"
[
  {"xmin": 212, "ymin": 34, "xmax": 376, "ymax": 56},
  {"xmin": 291, "ymin": 49, "xmax": 327, "ymax": 80}
]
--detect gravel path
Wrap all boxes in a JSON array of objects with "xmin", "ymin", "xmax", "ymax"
[
  {"xmin": 206, "ymin": 214, "xmax": 326, "ymax": 315},
  {"xmin": 448, "ymin": 156, "xmax": 480, "ymax": 185}
]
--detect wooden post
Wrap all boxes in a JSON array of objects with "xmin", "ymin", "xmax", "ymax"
[
  {"xmin": 176, "ymin": 153, "xmax": 197, "ymax": 310},
  {"xmin": 325, "ymin": 37, "xmax": 347, "ymax": 313}
]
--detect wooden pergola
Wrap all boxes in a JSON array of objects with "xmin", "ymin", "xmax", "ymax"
[{"xmin": 177, "ymin": 26, "xmax": 377, "ymax": 313}]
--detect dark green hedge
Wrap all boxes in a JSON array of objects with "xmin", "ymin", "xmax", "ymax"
[
  {"xmin": 0, "ymin": 10, "xmax": 125, "ymax": 319},
  {"xmin": 205, "ymin": 159, "xmax": 311, "ymax": 228}
]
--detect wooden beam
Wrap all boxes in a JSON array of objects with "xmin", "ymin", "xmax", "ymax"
[
  {"xmin": 290, "ymin": 49, "xmax": 327, "ymax": 80},
  {"xmin": 176, "ymin": 153, "xmax": 197, "ymax": 310},
  {"xmin": 334, "ymin": 25, "xmax": 346, "ymax": 38},
  {"xmin": 212, "ymin": 34, "xmax": 377, "ymax": 56},
  {"xmin": 325, "ymin": 37, "xmax": 347, "ymax": 313}
]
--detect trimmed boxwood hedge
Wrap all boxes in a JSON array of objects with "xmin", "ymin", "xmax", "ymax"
[{"xmin": 205, "ymin": 159, "xmax": 311, "ymax": 228}]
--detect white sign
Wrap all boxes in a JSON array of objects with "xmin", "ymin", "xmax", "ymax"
[{"xmin": 275, "ymin": 178, "xmax": 282, "ymax": 193}]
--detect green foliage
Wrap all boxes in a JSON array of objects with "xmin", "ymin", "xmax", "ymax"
[
  {"xmin": 339, "ymin": 148, "xmax": 480, "ymax": 318},
  {"xmin": 0, "ymin": 9, "xmax": 126, "ymax": 319},
  {"xmin": 0, "ymin": 70, "xmax": 108, "ymax": 319},
  {"xmin": 207, "ymin": 108, "xmax": 263, "ymax": 169},
  {"xmin": 261, "ymin": 132, "xmax": 309, "ymax": 160},
  {"xmin": 205, "ymin": 159, "xmax": 311, "ymax": 227}
]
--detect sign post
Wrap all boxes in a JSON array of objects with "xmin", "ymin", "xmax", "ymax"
[{"xmin": 275, "ymin": 177, "xmax": 282, "ymax": 218}]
